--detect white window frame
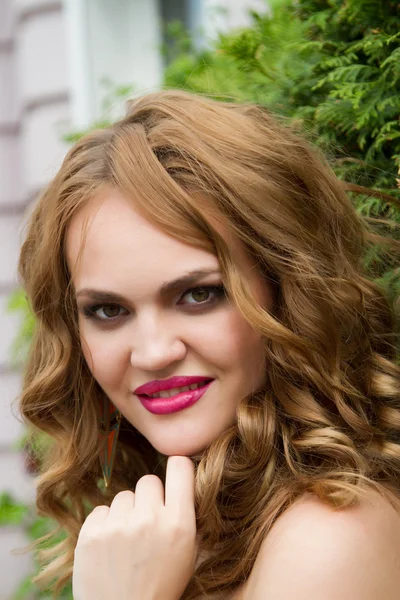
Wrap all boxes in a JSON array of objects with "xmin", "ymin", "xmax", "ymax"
[{"xmin": 64, "ymin": 0, "xmax": 165, "ymax": 128}]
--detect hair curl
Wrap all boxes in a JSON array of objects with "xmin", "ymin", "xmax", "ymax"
[{"xmin": 17, "ymin": 89, "xmax": 400, "ymax": 599}]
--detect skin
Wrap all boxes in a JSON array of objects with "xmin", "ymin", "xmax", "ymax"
[
  {"xmin": 72, "ymin": 456, "xmax": 197, "ymax": 600},
  {"xmin": 66, "ymin": 185, "xmax": 400, "ymax": 599},
  {"xmin": 66, "ymin": 185, "xmax": 274, "ymax": 457},
  {"xmin": 243, "ymin": 487, "xmax": 400, "ymax": 599}
]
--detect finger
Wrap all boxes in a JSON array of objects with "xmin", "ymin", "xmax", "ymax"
[
  {"xmin": 134, "ymin": 474, "xmax": 164, "ymax": 510},
  {"xmin": 165, "ymin": 456, "xmax": 195, "ymax": 517},
  {"xmin": 77, "ymin": 505, "xmax": 109, "ymax": 541},
  {"xmin": 107, "ymin": 490, "xmax": 135, "ymax": 521},
  {"xmin": 85, "ymin": 505, "xmax": 109, "ymax": 523}
]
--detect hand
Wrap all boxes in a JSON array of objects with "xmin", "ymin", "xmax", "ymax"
[{"xmin": 72, "ymin": 456, "xmax": 197, "ymax": 600}]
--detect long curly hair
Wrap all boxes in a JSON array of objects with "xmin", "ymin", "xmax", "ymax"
[{"xmin": 18, "ymin": 89, "xmax": 400, "ymax": 599}]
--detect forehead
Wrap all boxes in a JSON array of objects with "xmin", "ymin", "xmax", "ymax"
[
  {"xmin": 65, "ymin": 187, "xmax": 268, "ymax": 305},
  {"xmin": 65, "ymin": 187, "xmax": 220, "ymax": 287}
]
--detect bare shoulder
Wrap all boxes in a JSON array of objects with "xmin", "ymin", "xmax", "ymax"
[{"xmin": 242, "ymin": 487, "xmax": 400, "ymax": 600}]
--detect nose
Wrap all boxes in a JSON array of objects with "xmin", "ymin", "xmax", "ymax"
[{"xmin": 129, "ymin": 311, "xmax": 187, "ymax": 372}]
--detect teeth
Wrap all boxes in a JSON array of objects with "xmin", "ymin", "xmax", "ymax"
[{"xmin": 148, "ymin": 381, "xmax": 208, "ymax": 399}]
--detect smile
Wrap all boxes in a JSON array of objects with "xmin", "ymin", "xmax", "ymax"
[
  {"xmin": 145, "ymin": 381, "xmax": 207, "ymax": 399},
  {"xmin": 136, "ymin": 380, "xmax": 213, "ymax": 415}
]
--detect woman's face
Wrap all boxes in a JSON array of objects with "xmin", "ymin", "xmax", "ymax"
[{"xmin": 66, "ymin": 186, "xmax": 274, "ymax": 456}]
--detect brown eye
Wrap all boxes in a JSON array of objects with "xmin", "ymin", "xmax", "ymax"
[
  {"xmin": 180, "ymin": 285, "xmax": 226, "ymax": 307},
  {"xmin": 82, "ymin": 285, "xmax": 227, "ymax": 324},
  {"xmin": 190, "ymin": 289, "xmax": 211, "ymax": 303},
  {"xmin": 82, "ymin": 303, "xmax": 127, "ymax": 322},
  {"xmin": 100, "ymin": 305, "xmax": 121, "ymax": 318}
]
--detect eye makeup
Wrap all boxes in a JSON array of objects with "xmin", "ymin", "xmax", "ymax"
[{"xmin": 80, "ymin": 284, "xmax": 227, "ymax": 324}]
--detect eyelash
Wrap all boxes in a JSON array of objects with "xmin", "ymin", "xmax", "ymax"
[{"xmin": 81, "ymin": 285, "xmax": 227, "ymax": 323}]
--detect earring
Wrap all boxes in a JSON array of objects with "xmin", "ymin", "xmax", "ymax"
[{"xmin": 99, "ymin": 397, "xmax": 122, "ymax": 488}]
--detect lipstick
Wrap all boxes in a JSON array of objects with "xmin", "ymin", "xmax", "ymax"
[
  {"xmin": 134, "ymin": 378, "xmax": 214, "ymax": 415},
  {"xmin": 134, "ymin": 375, "xmax": 213, "ymax": 396}
]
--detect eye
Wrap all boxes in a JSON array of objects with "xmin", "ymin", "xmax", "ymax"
[
  {"xmin": 82, "ymin": 304, "xmax": 128, "ymax": 322},
  {"xmin": 179, "ymin": 285, "xmax": 226, "ymax": 307},
  {"xmin": 81, "ymin": 284, "xmax": 227, "ymax": 324}
]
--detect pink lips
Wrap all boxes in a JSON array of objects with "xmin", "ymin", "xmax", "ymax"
[
  {"xmin": 134, "ymin": 376, "xmax": 214, "ymax": 396},
  {"xmin": 135, "ymin": 380, "xmax": 214, "ymax": 415}
]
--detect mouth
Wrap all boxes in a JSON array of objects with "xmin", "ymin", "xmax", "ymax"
[
  {"xmin": 136, "ymin": 379, "xmax": 214, "ymax": 415},
  {"xmin": 140, "ymin": 378, "xmax": 214, "ymax": 399}
]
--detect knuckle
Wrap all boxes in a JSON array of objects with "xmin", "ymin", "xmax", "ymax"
[
  {"xmin": 136, "ymin": 511, "xmax": 158, "ymax": 531},
  {"xmin": 167, "ymin": 518, "xmax": 194, "ymax": 541},
  {"xmin": 78, "ymin": 522, "xmax": 125, "ymax": 546},
  {"xmin": 126, "ymin": 510, "xmax": 159, "ymax": 536},
  {"xmin": 77, "ymin": 528, "xmax": 101, "ymax": 547},
  {"xmin": 105, "ymin": 524, "xmax": 129, "ymax": 539},
  {"xmin": 91, "ymin": 504, "xmax": 109, "ymax": 514},
  {"xmin": 135, "ymin": 474, "xmax": 161, "ymax": 489},
  {"xmin": 81, "ymin": 505, "xmax": 108, "ymax": 526},
  {"xmin": 141, "ymin": 474, "xmax": 160, "ymax": 483},
  {"xmin": 113, "ymin": 490, "xmax": 135, "ymax": 501}
]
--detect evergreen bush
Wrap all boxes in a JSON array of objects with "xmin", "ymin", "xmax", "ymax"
[{"xmin": 165, "ymin": 0, "xmax": 400, "ymax": 354}]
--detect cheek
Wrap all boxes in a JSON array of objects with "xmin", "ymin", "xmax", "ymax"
[
  {"xmin": 79, "ymin": 328, "xmax": 126, "ymax": 386},
  {"xmin": 202, "ymin": 308, "xmax": 265, "ymax": 370},
  {"xmin": 222, "ymin": 311, "xmax": 267, "ymax": 393}
]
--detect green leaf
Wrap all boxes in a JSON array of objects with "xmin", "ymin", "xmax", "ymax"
[{"xmin": 0, "ymin": 493, "xmax": 29, "ymax": 526}]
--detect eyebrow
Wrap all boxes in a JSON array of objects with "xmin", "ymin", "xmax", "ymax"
[{"xmin": 75, "ymin": 269, "xmax": 222, "ymax": 303}]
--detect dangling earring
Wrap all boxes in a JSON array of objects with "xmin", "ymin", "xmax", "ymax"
[{"xmin": 99, "ymin": 397, "xmax": 122, "ymax": 488}]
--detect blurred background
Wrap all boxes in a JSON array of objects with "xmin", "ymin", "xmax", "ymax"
[{"xmin": 0, "ymin": 0, "xmax": 399, "ymax": 597}]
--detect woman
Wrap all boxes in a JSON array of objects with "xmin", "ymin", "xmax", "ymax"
[{"xmin": 18, "ymin": 89, "xmax": 400, "ymax": 599}]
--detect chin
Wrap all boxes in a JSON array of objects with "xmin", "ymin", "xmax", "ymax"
[{"xmin": 149, "ymin": 436, "xmax": 213, "ymax": 458}]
